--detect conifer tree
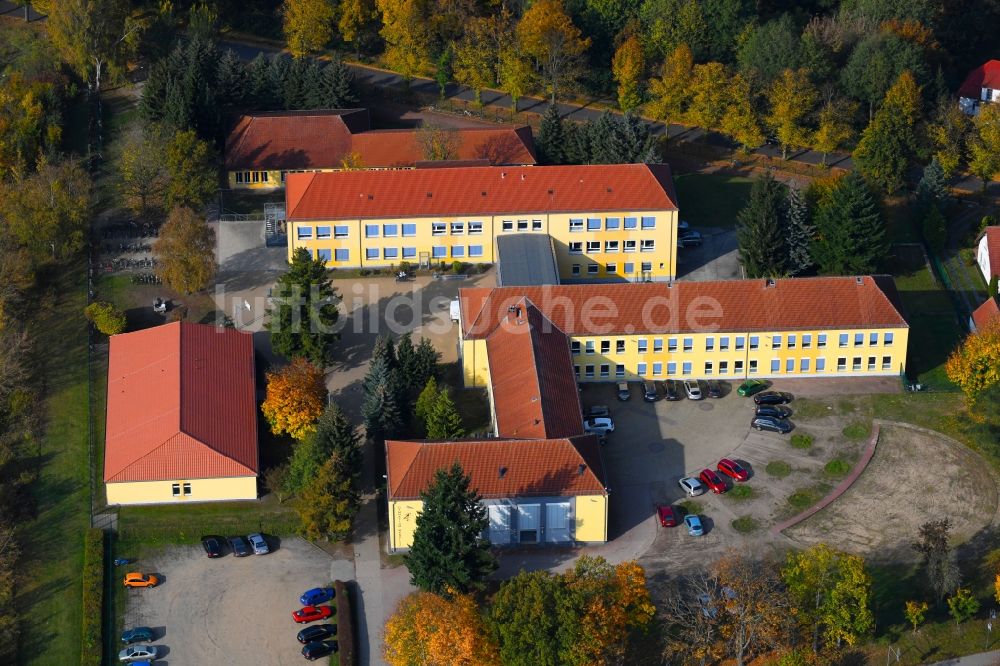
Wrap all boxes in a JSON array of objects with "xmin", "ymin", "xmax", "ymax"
[
  {"xmin": 736, "ymin": 172, "xmax": 790, "ymax": 278},
  {"xmin": 405, "ymin": 463, "xmax": 496, "ymax": 594},
  {"xmin": 537, "ymin": 104, "xmax": 565, "ymax": 165},
  {"xmin": 298, "ymin": 451, "xmax": 359, "ymax": 541},
  {"xmin": 414, "ymin": 377, "xmax": 439, "ymax": 434},
  {"xmin": 318, "ymin": 57, "xmax": 358, "ymax": 108},
  {"xmin": 784, "ymin": 185, "xmax": 814, "ymax": 276},
  {"xmin": 916, "ymin": 157, "xmax": 949, "ymax": 213},
  {"xmin": 426, "ymin": 389, "xmax": 465, "ymax": 439},
  {"xmin": 249, "ymin": 53, "xmax": 278, "ymax": 110},
  {"xmin": 266, "ymin": 248, "xmax": 340, "ymax": 365},
  {"xmin": 922, "ymin": 204, "xmax": 947, "ymax": 254},
  {"xmin": 812, "ymin": 172, "xmax": 888, "ymax": 275},
  {"xmin": 216, "ymin": 49, "xmax": 251, "ymax": 117}
]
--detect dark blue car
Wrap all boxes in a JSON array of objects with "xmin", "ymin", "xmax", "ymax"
[
  {"xmin": 120, "ymin": 627, "xmax": 154, "ymax": 644},
  {"xmin": 299, "ymin": 587, "xmax": 335, "ymax": 606}
]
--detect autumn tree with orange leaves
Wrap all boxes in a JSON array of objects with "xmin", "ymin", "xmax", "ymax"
[
  {"xmin": 384, "ymin": 589, "xmax": 499, "ymax": 666},
  {"xmin": 946, "ymin": 319, "xmax": 1000, "ymax": 417},
  {"xmin": 516, "ymin": 0, "xmax": 590, "ymax": 103},
  {"xmin": 261, "ymin": 357, "xmax": 328, "ymax": 440}
]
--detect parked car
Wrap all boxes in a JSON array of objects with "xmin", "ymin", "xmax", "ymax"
[
  {"xmin": 247, "ymin": 532, "xmax": 270, "ymax": 555},
  {"xmin": 661, "ymin": 379, "xmax": 681, "ymax": 401},
  {"xmin": 753, "ymin": 391, "xmax": 793, "ymax": 405},
  {"xmin": 683, "ymin": 380, "xmax": 703, "ymax": 400},
  {"xmin": 755, "ymin": 405, "xmax": 792, "ymax": 419},
  {"xmin": 706, "ymin": 380, "xmax": 724, "ymax": 399},
  {"xmin": 302, "ymin": 640, "xmax": 339, "ymax": 660},
  {"xmin": 228, "ymin": 535, "xmax": 251, "ymax": 557},
  {"xmin": 122, "ymin": 573, "xmax": 158, "ymax": 588},
  {"xmin": 751, "ymin": 415, "xmax": 793, "ymax": 433},
  {"xmin": 201, "ymin": 535, "xmax": 224, "ymax": 558},
  {"xmin": 297, "ymin": 623, "xmax": 337, "ymax": 644},
  {"xmin": 678, "ymin": 477, "xmax": 705, "ymax": 497},
  {"xmin": 586, "ymin": 405, "xmax": 610, "ymax": 419},
  {"xmin": 616, "ymin": 382, "xmax": 631, "ymax": 401},
  {"xmin": 642, "ymin": 381, "xmax": 659, "ymax": 402},
  {"xmin": 120, "ymin": 627, "xmax": 154, "ymax": 644},
  {"xmin": 584, "ymin": 417, "xmax": 615, "ymax": 434},
  {"xmin": 300, "ymin": 587, "xmax": 335, "ymax": 606},
  {"xmin": 118, "ymin": 645, "xmax": 158, "ymax": 662},
  {"xmin": 699, "ymin": 469, "xmax": 727, "ymax": 494},
  {"xmin": 677, "ymin": 231, "xmax": 703, "ymax": 247},
  {"xmin": 737, "ymin": 379, "xmax": 767, "ymax": 397},
  {"xmin": 657, "ymin": 505, "xmax": 679, "ymax": 527},
  {"xmin": 684, "ymin": 514, "xmax": 705, "ymax": 536},
  {"xmin": 717, "ymin": 458, "xmax": 749, "ymax": 482},
  {"xmin": 292, "ymin": 606, "xmax": 334, "ymax": 624}
]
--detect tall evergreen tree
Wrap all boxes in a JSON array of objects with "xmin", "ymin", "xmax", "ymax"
[
  {"xmin": 266, "ymin": 247, "xmax": 340, "ymax": 365},
  {"xmin": 736, "ymin": 172, "xmax": 790, "ymax": 278},
  {"xmin": 298, "ymin": 451, "xmax": 359, "ymax": 541},
  {"xmin": 317, "ymin": 57, "xmax": 359, "ymax": 108},
  {"xmin": 249, "ymin": 53, "xmax": 278, "ymax": 110},
  {"xmin": 537, "ymin": 104, "xmax": 566, "ymax": 165},
  {"xmin": 268, "ymin": 55, "xmax": 292, "ymax": 107},
  {"xmin": 922, "ymin": 204, "xmax": 947, "ymax": 254},
  {"xmin": 285, "ymin": 402, "xmax": 362, "ymax": 496},
  {"xmin": 591, "ymin": 112, "xmax": 657, "ymax": 164},
  {"xmin": 811, "ymin": 172, "xmax": 888, "ymax": 275},
  {"xmin": 784, "ymin": 185, "xmax": 814, "ymax": 276},
  {"xmin": 414, "ymin": 376, "xmax": 439, "ymax": 435},
  {"xmin": 915, "ymin": 157, "xmax": 949, "ymax": 213},
  {"xmin": 396, "ymin": 333, "xmax": 417, "ymax": 388},
  {"xmin": 425, "ymin": 389, "xmax": 465, "ymax": 439},
  {"xmin": 412, "ymin": 337, "xmax": 440, "ymax": 389},
  {"xmin": 216, "ymin": 49, "xmax": 251, "ymax": 118},
  {"xmin": 140, "ymin": 60, "xmax": 170, "ymax": 122},
  {"xmin": 405, "ymin": 463, "xmax": 496, "ymax": 594},
  {"xmin": 563, "ymin": 122, "xmax": 593, "ymax": 165},
  {"xmin": 853, "ymin": 71, "xmax": 922, "ymax": 194},
  {"xmin": 361, "ymin": 380, "xmax": 403, "ymax": 442},
  {"xmin": 283, "ymin": 56, "xmax": 310, "ymax": 109}
]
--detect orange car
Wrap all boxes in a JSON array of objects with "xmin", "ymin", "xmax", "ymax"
[{"xmin": 123, "ymin": 572, "xmax": 159, "ymax": 588}]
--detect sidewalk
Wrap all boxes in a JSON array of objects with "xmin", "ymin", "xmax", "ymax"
[{"xmin": 930, "ymin": 649, "xmax": 1000, "ymax": 665}]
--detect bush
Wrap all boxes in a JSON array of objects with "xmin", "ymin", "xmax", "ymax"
[
  {"xmin": 765, "ymin": 460, "xmax": 792, "ymax": 477},
  {"xmin": 726, "ymin": 485, "xmax": 754, "ymax": 500},
  {"xmin": 790, "ymin": 433, "xmax": 813, "ymax": 449},
  {"xmin": 732, "ymin": 516, "xmax": 760, "ymax": 533},
  {"xmin": 842, "ymin": 421, "xmax": 870, "ymax": 440},
  {"xmin": 477, "ymin": 263, "xmax": 492, "ymax": 273},
  {"xmin": 824, "ymin": 458, "xmax": 851, "ymax": 476},
  {"xmin": 961, "ymin": 247, "xmax": 977, "ymax": 266},
  {"xmin": 451, "ymin": 260, "xmax": 465, "ymax": 274},
  {"xmin": 334, "ymin": 580, "xmax": 356, "ymax": 665},
  {"xmin": 84, "ymin": 301, "xmax": 126, "ymax": 335},
  {"xmin": 359, "ymin": 268, "xmax": 372, "ymax": 276},
  {"xmin": 398, "ymin": 261, "xmax": 412, "ymax": 273},
  {"xmin": 981, "ymin": 215, "xmax": 996, "ymax": 235},
  {"xmin": 677, "ymin": 500, "xmax": 703, "ymax": 516},
  {"xmin": 81, "ymin": 528, "xmax": 105, "ymax": 666}
]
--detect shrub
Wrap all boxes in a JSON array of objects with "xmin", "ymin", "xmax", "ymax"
[
  {"xmin": 788, "ymin": 489, "xmax": 819, "ymax": 510},
  {"xmin": 451, "ymin": 260, "xmax": 465, "ymax": 273},
  {"xmin": 842, "ymin": 421, "xmax": 870, "ymax": 440},
  {"xmin": 732, "ymin": 516, "xmax": 759, "ymax": 533},
  {"xmin": 398, "ymin": 261, "xmax": 412, "ymax": 274},
  {"xmin": 334, "ymin": 580, "xmax": 356, "ymax": 665},
  {"xmin": 790, "ymin": 433, "xmax": 813, "ymax": 449},
  {"xmin": 726, "ymin": 485, "xmax": 754, "ymax": 501},
  {"xmin": 477, "ymin": 263, "xmax": 492, "ymax": 273},
  {"xmin": 824, "ymin": 458, "xmax": 851, "ymax": 476},
  {"xmin": 359, "ymin": 268, "xmax": 372, "ymax": 276},
  {"xmin": 677, "ymin": 500, "xmax": 703, "ymax": 516},
  {"xmin": 84, "ymin": 301, "xmax": 126, "ymax": 335},
  {"xmin": 766, "ymin": 460, "xmax": 792, "ymax": 477},
  {"xmin": 81, "ymin": 528, "xmax": 105, "ymax": 666}
]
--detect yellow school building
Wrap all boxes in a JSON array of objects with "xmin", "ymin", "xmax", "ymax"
[{"xmin": 284, "ymin": 163, "xmax": 680, "ymax": 282}]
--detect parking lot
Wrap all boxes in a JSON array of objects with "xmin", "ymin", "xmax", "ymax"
[{"xmin": 122, "ymin": 537, "xmax": 352, "ymax": 665}]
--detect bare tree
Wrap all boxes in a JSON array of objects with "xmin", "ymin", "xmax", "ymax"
[
  {"xmin": 715, "ymin": 551, "xmax": 792, "ymax": 666},
  {"xmin": 416, "ymin": 124, "xmax": 461, "ymax": 161},
  {"xmin": 660, "ymin": 570, "xmax": 724, "ymax": 665}
]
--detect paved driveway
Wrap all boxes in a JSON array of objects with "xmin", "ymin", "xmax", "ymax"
[
  {"xmin": 123, "ymin": 538, "xmax": 352, "ymax": 666},
  {"xmin": 676, "ymin": 227, "xmax": 740, "ymax": 282}
]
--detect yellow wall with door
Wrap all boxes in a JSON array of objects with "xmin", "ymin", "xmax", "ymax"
[
  {"xmin": 574, "ymin": 495, "xmax": 608, "ymax": 542},
  {"xmin": 388, "ymin": 499, "xmax": 424, "ymax": 551},
  {"xmin": 105, "ymin": 476, "xmax": 257, "ymax": 505}
]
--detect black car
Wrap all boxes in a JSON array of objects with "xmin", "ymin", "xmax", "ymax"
[
  {"xmin": 201, "ymin": 535, "xmax": 224, "ymax": 558},
  {"xmin": 227, "ymin": 535, "xmax": 251, "ymax": 557},
  {"xmin": 751, "ymin": 415, "xmax": 793, "ymax": 433},
  {"xmin": 120, "ymin": 627, "xmax": 154, "ymax": 644},
  {"xmin": 297, "ymin": 624, "xmax": 337, "ymax": 644},
  {"xmin": 706, "ymin": 380, "xmax": 724, "ymax": 399},
  {"xmin": 661, "ymin": 379, "xmax": 681, "ymax": 401},
  {"xmin": 642, "ymin": 381, "xmax": 659, "ymax": 402},
  {"xmin": 755, "ymin": 405, "xmax": 792, "ymax": 419},
  {"xmin": 302, "ymin": 640, "xmax": 339, "ymax": 660},
  {"xmin": 753, "ymin": 391, "xmax": 793, "ymax": 405},
  {"xmin": 677, "ymin": 231, "xmax": 703, "ymax": 247}
]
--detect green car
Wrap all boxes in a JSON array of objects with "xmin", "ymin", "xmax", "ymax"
[{"xmin": 737, "ymin": 379, "xmax": 767, "ymax": 397}]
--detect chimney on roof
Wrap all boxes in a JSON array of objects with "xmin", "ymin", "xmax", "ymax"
[
  {"xmin": 548, "ymin": 189, "xmax": 554, "ymax": 195},
  {"xmin": 521, "ymin": 173, "xmax": 526, "ymax": 180},
  {"xmin": 367, "ymin": 194, "xmax": 373, "ymax": 200},
  {"xmin": 577, "ymin": 464, "xmax": 586, "ymax": 476},
  {"xmin": 501, "ymin": 171, "xmax": 507, "ymax": 178},
  {"xmin": 426, "ymin": 192, "xmax": 433, "ymax": 198},
  {"xmin": 499, "ymin": 466, "xmax": 507, "ymax": 479},
  {"xmin": 855, "ymin": 276, "xmax": 864, "ymax": 285},
  {"xmin": 765, "ymin": 278, "xmax": 776, "ymax": 288}
]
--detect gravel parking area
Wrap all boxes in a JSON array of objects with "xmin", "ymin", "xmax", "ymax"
[{"xmin": 123, "ymin": 537, "xmax": 352, "ymax": 665}]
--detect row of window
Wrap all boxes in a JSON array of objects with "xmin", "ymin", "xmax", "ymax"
[
  {"xmin": 574, "ymin": 355, "xmax": 896, "ymax": 378},
  {"xmin": 570, "ymin": 332, "xmax": 896, "ymax": 355},
  {"xmin": 569, "ymin": 240, "xmax": 656, "ymax": 254},
  {"xmin": 569, "ymin": 216, "xmax": 656, "ymax": 232},
  {"xmin": 171, "ymin": 482, "xmax": 193, "ymax": 497},
  {"xmin": 234, "ymin": 171, "xmax": 270, "ymax": 184},
  {"xmin": 315, "ymin": 245, "xmax": 487, "ymax": 262},
  {"xmin": 298, "ymin": 225, "xmax": 349, "ymax": 240},
  {"xmin": 297, "ymin": 217, "xmax": 662, "ymax": 239},
  {"xmin": 572, "ymin": 262, "xmax": 653, "ymax": 275}
]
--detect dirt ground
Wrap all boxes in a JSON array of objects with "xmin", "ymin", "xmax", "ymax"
[
  {"xmin": 123, "ymin": 538, "xmax": 353, "ymax": 666},
  {"xmin": 785, "ymin": 424, "xmax": 998, "ymax": 559}
]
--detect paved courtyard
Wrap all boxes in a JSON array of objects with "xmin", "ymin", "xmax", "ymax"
[{"xmin": 676, "ymin": 227, "xmax": 740, "ymax": 282}]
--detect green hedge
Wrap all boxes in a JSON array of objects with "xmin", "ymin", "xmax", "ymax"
[
  {"xmin": 334, "ymin": 580, "xmax": 356, "ymax": 666},
  {"xmin": 81, "ymin": 528, "xmax": 105, "ymax": 666}
]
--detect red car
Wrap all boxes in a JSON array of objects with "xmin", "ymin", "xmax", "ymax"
[
  {"xmin": 656, "ymin": 505, "xmax": 678, "ymax": 527},
  {"xmin": 292, "ymin": 606, "xmax": 334, "ymax": 624},
  {"xmin": 717, "ymin": 458, "xmax": 749, "ymax": 482},
  {"xmin": 699, "ymin": 469, "xmax": 727, "ymax": 494}
]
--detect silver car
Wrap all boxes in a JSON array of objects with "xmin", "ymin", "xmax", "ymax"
[
  {"xmin": 119, "ymin": 645, "xmax": 158, "ymax": 662},
  {"xmin": 247, "ymin": 532, "xmax": 270, "ymax": 555},
  {"xmin": 584, "ymin": 417, "xmax": 615, "ymax": 434},
  {"xmin": 683, "ymin": 380, "xmax": 703, "ymax": 400},
  {"xmin": 678, "ymin": 477, "xmax": 706, "ymax": 497}
]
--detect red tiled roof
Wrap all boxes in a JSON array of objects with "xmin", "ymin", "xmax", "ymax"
[
  {"xmin": 972, "ymin": 297, "xmax": 1000, "ymax": 331},
  {"xmin": 959, "ymin": 60, "xmax": 1000, "ymax": 98},
  {"xmin": 104, "ymin": 322, "xmax": 258, "ymax": 484},
  {"xmin": 981, "ymin": 227, "xmax": 1000, "ymax": 278},
  {"xmin": 224, "ymin": 109, "xmax": 535, "ymax": 170},
  {"xmin": 284, "ymin": 163, "xmax": 679, "ymax": 220},
  {"xmin": 460, "ymin": 276, "xmax": 908, "ymax": 339},
  {"xmin": 486, "ymin": 299, "xmax": 584, "ymax": 439},
  {"xmin": 385, "ymin": 436, "xmax": 606, "ymax": 500}
]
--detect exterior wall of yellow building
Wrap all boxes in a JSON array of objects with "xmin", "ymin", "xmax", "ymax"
[
  {"xmin": 388, "ymin": 499, "xmax": 423, "ymax": 551},
  {"xmin": 574, "ymin": 494, "xmax": 608, "ymax": 542},
  {"xmin": 287, "ymin": 208, "xmax": 678, "ymax": 282},
  {"xmin": 462, "ymin": 327, "xmax": 909, "ymax": 386},
  {"xmin": 106, "ymin": 476, "xmax": 257, "ymax": 505},
  {"xmin": 228, "ymin": 168, "xmax": 337, "ymax": 189},
  {"xmin": 461, "ymin": 339, "xmax": 490, "ymax": 388}
]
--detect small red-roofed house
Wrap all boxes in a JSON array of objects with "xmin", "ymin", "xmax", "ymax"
[
  {"xmin": 971, "ymin": 296, "xmax": 1000, "ymax": 332},
  {"xmin": 959, "ymin": 60, "xmax": 1000, "ymax": 115},
  {"xmin": 977, "ymin": 226, "xmax": 1000, "ymax": 283}
]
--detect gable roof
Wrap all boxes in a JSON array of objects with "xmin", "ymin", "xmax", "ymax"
[
  {"xmin": 972, "ymin": 296, "xmax": 1000, "ymax": 331},
  {"xmin": 980, "ymin": 226, "xmax": 1000, "ymax": 278},
  {"xmin": 104, "ymin": 322, "xmax": 258, "ymax": 483},
  {"xmin": 959, "ymin": 60, "xmax": 1000, "ymax": 98},
  {"xmin": 224, "ymin": 109, "xmax": 536, "ymax": 171},
  {"xmin": 284, "ymin": 163, "xmax": 678, "ymax": 220},
  {"xmin": 486, "ymin": 299, "xmax": 584, "ymax": 439},
  {"xmin": 385, "ymin": 436, "xmax": 606, "ymax": 500},
  {"xmin": 460, "ymin": 276, "xmax": 909, "ymax": 339}
]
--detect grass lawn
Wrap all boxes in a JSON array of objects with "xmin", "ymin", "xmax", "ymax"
[
  {"xmin": 15, "ymin": 261, "xmax": 92, "ymax": 665},
  {"xmin": 672, "ymin": 172, "xmax": 753, "ymax": 229}
]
